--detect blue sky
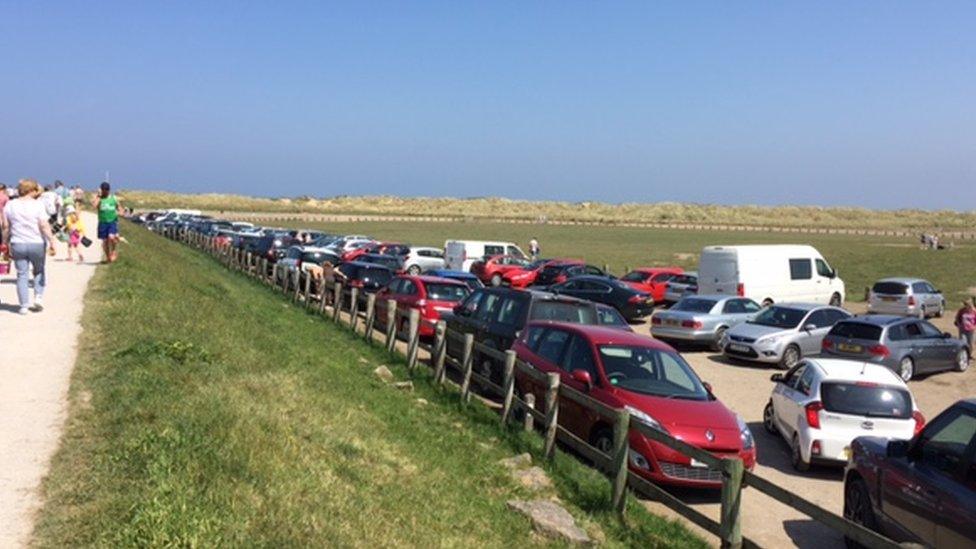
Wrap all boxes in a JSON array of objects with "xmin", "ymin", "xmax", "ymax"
[{"xmin": 1, "ymin": 2, "xmax": 974, "ymax": 209}]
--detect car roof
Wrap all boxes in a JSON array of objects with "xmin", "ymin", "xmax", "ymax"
[
  {"xmin": 297, "ymin": 246, "xmax": 338, "ymax": 253},
  {"xmin": 805, "ymin": 358, "xmax": 909, "ymax": 388},
  {"xmin": 681, "ymin": 294, "xmax": 736, "ymax": 301},
  {"xmin": 427, "ymin": 269, "xmax": 477, "ymax": 278},
  {"xmin": 771, "ymin": 302, "xmax": 827, "ymax": 311},
  {"xmin": 409, "ymin": 275, "xmax": 467, "ymax": 286},
  {"xmin": 566, "ymin": 275, "xmax": 616, "ymax": 283},
  {"xmin": 529, "ymin": 321, "xmax": 673, "ymax": 349},
  {"xmin": 875, "ymin": 277, "xmax": 927, "ymax": 284},
  {"xmin": 632, "ymin": 267, "xmax": 682, "ymax": 274},
  {"xmin": 840, "ymin": 315, "xmax": 905, "ymax": 326},
  {"xmin": 344, "ymin": 261, "xmax": 393, "ymax": 270}
]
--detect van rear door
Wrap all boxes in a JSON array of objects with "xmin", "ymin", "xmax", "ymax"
[
  {"xmin": 699, "ymin": 249, "xmax": 739, "ymax": 296},
  {"xmin": 444, "ymin": 241, "xmax": 467, "ymax": 271}
]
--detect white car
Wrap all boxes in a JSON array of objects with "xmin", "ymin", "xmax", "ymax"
[
  {"xmin": 762, "ymin": 358, "xmax": 923, "ymax": 471},
  {"xmin": 403, "ymin": 246, "xmax": 446, "ymax": 275}
]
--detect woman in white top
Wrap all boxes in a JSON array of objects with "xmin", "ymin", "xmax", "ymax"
[{"xmin": 1, "ymin": 179, "xmax": 57, "ymax": 314}]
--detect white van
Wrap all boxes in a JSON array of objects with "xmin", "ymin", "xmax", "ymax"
[
  {"xmin": 698, "ymin": 245, "xmax": 845, "ymax": 306},
  {"xmin": 444, "ymin": 240, "xmax": 527, "ymax": 272}
]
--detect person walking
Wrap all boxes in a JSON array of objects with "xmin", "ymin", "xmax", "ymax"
[
  {"xmin": 39, "ymin": 185, "xmax": 62, "ymax": 229},
  {"xmin": 1, "ymin": 179, "xmax": 57, "ymax": 314},
  {"xmin": 92, "ymin": 182, "xmax": 122, "ymax": 263},
  {"xmin": 528, "ymin": 237, "xmax": 540, "ymax": 260},
  {"xmin": 64, "ymin": 206, "xmax": 86, "ymax": 263},
  {"xmin": 954, "ymin": 299, "xmax": 976, "ymax": 358}
]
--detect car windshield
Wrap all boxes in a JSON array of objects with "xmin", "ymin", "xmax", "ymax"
[
  {"xmin": 873, "ymin": 282, "xmax": 909, "ymax": 295},
  {"xmin": 361, "ymin": 268, "xmax": 393, "ymax": 286},
  {"xmin": 749, "ymin": 306, "xmax": 806, "ymax": 329},
  {"xmin": 598, "ymin": 346, "xmax": 708, "ymax": 400},
  {"xmin": 828, "ymin": 322, "xmax": 883, "ymax": 341},
  {"xmin": 425, "ymin": 283, "xmax": 469, "ymax": 302},
  {"xmin": 529, "ymin": 301, "xmax": 598, "ymax": 324},
  {"xmin": 596, "ymin": 305, "xmax": 629, "ymax": 327},
  {"xmin": 820, "ymin": 382, "xmax": 912, "ymax": 419},
  {"xmin": 672, "ymin": 298, "xmax": 717, "ymax": 313},
  {"xmin": 621, "ymin": 271, "xmax": 647, "ymax": 282}
]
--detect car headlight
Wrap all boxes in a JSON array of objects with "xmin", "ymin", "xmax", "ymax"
[
  {"xmin": 625, "ymin": 405, "xmax": 668, "ymax": 434},
  {"xmin": 736, "ymin": 414, "xmax": 754, "ymax": 450},
  {"xmin": 758, "ymin": 333, "xmax": 787, "ymax": 345}
]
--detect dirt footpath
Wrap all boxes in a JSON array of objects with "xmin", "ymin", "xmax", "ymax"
[
  {"xmin": 0, "ymin": 212, "xmax": 99, "ymax": 548},
  {"xmin": 639, "ymin": 302, "xmax": 974, "ymax": 548}
]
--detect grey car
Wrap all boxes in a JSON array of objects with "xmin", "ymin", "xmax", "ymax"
[
  {"xmin": 822, "ymin": 315, "xmax": 969, "ymax": 382},
  {"xmin": 721, "ymin": 303, "xmax": 852, "ymax": 369},
  {"xmin": 662, "ymin": 271, "xmax": 698, "ymax": 304},
  {"xmin": 867, "ymin": 278, "xmax": 945, "ymax": 318},
  {"xmin": 651, "ymin": 295, "xmax": 761, "ymax": 351}
]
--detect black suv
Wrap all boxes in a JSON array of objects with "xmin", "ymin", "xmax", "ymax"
[{"xmin": 444, "ymin": 288, "xmax": 601, "ymax": 386}]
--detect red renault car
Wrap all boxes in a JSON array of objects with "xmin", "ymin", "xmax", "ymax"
[
  {"xmin": 470, "ymin": 255, "xmax": 533, "ymax": 286},
  {"xmin": 513, "ymin": 322, "xmax": 756, "ymax": 488},
  {"xmin": 375, "ymin": 275, "xmax": 471, "ymax": 337},
  {"xmin": 620, "ymin": 267, "xmax": 684, "ymax": 303}
]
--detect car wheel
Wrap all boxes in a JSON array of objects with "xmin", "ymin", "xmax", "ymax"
[
  {"xmin": 590, "ymin": 427, "xmax": 614, "ymax": 456},
  {"xmin": 779, "ymin": 344, "xmax": 801, "ymax": 370},
  {"xmin": 710, "ymin": 327, "xmax": 727, "ymax": 353},
  {"xmin": 955, "ymin": 349, "xmax": 970, "ymax": 372},
  {"xmin": 407, "ymin": 265, "xmax": 422, "ymax": 275},
  {"xmin": 936, "ymin": 302, "xmax": 945, "ymax": 318},
  {"xmin": 829, "ymin": 293, "xmax": 842, "ymax": 307},
  {"xmin": 898, "ymin": 356, "xmax": 915, "ymax": 382},
  {"xmin": 491, "ymin": 274, "xmax": 503, "ymax": 287},
  {"xmin": 762, "ymin": 401, "xmax": 777, "ymax": 434},
  {"xmin": 844, "ymin": 477, "xmax": 878, "ymax": 548},
  {"xmin": 791, "ymin": 434, "xmax": 810, "ymax": 472},
  {"xmin": 915, "ymin": 306, "xmax": 926, "ymax": 319}
]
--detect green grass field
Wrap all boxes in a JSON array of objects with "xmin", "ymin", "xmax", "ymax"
[
  {"xmin": 280, "ymin": 219, "xmax": 976, "ymax": 304},
  {"xmin": 33, "ymin": 222, "xmax": 704, "ymax": 548}
]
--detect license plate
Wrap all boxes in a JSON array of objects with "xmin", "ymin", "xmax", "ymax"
[
  {"xmin": 728, "ymin": 344, "xmax": 750, "ymax": 353},
  {"xmin": 690, "ymin": 459, "xmax": 708, "ymax": 468},
  {"xmin": 837, "ymin": 343, "xmax": 862, "ymax": 353},
  {"xmin": 665, "ymin": 319, "xmax": 679, "ymax": 326},
  {"xmin": 880, "ymin": 296, "xmax": 896, "ymax": 302}
]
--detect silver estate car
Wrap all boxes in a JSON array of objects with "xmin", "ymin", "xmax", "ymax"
[
  {"xmin": 721, "ymin": 303, "xmax": 852, "ymax": 369},
  {"xmin": 651, "ymin": 295, "xmax": 761, "ymax": 350},
  {"xmin": 867, "ymin": 278, "xmax": 945, "ymax": 318}
]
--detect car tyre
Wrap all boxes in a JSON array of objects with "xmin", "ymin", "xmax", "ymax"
[
  {"xmin": 898, "ymin": 356, "xmax": 915, "ymax": 382},
  {"xmin": 590, "ymin": 426, "xmax": 615, "ymax": 455},
  {"xmin": 491, "ymin": 274, "xmax": 503, "ymax": 287},
  {"xmin": 829, "ymin": 293, "xmax": 842, "ymax": 307},
  {"xmin": 779, "ymin": 344, "xmax": 801, "ymax": 370},
  {"xmin": 843, "ymin": 477, "xmax": 878, "ymax": 549},
  {"xmin": 791, "ymin": 434, "xmax": 810, "ymax": 472},
  {"xmin": 710, "ymin": 327, "xmax": 727, "ymax": 353},
  {"xmin": 407, "ymin": 265, "xmax": 422, "ymax": 275},
  {"xmin": 936, "ymin": 302, "xmax": 945, "ymax": 318},
  {"xmin": 955, "ymin": 349, "xmax": 970, "ymax": 372},
  {"xmin": 762, "ymin": 401, "xmax": 777, "ymax": 434}
]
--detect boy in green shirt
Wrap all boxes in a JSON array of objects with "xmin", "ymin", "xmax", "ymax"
[{"xmin": 93, "ymin": 182, "xmax": 122, "ymax": 263}]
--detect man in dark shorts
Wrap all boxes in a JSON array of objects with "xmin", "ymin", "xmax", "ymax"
[{"xmin": 93, "ymin": 182, "xmax": 122, "ymax": 263}]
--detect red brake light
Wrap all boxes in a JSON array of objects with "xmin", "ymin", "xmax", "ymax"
[
  {"xmin": 821, "ymin": 339, "xmax": 833, "ymax": 351},
  {"xmin": 907, "ymin": 295, "xmax": 916, "ymax": 306},
  {"xmin": 349, "ymin": 279, "xmax": 364, "ymax": 288},
  {"xmin": 681, "ymin": 319, "xmax": 703, "ymax": 329},
  {"xmin": 628, "ymin": 295, "xmax": 645, "ymax": 304},
  {"xmin": 736, "ymin": 283, "xmax": 745, "ymax": 297},
  {"xmin": 805, "ymin": 401, "xmax": 823, "ymax": 429},
  {"xmin": 868, "ymin": 344, "xmax": 890, "ymax": 358},
  {"xmin": 912, "ymin": 411, "xmax": 925, "ymax": 436},
  {"xmin": 651, "ymin": 316, "xmax": 662, "ymax": 325}
]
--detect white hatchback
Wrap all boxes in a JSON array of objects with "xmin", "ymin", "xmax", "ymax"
[{"xmin": 762, "ymin": 358, "xmax": 924, "ymax": 471}]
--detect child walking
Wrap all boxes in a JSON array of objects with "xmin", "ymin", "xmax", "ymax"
[{"xmin": 65, "ymin": 207, "xmax": 86, "ymax": 263}]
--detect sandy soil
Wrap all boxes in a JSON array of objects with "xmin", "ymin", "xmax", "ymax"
[{"xmin": 0, "ymin": 212, "xmax": 98, "ymax": 548}]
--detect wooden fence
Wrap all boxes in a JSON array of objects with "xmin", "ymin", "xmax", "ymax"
[{"xmin": 162, "ymin": 226, "xmax": 917, "ymax": 549}]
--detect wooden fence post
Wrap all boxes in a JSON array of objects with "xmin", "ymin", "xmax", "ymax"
[
  {"xmin": 500, "ymin": 350, "xmax": 517, "ymax": 424},
  {"xmin": 303, "ymin": 272, "xmax": 312, "ymax": 309},
  {"xmin": 406, "ymin": 309, "xmax": 420, "ymax": 371},
  {"xmin": 245, "ymin": 252, "xmax": 253, "ymax": 275},
  {"xmin": 364, "ymin": 293, "xmax": 376, "ymax": 341},
  {"xmin": 719, "ymin": 459, "xmax": 744, "ymax": 549},
  {"xmin": 459, "ymin": 334, "xmax": 475, "ymax": 404},
  {"xmin": 333, "ymin": 282, "xmax": 343, "ymax": 323},
  {"xmin": 261, "ymin": 258, "xmax": 269, "ymax": 283},
  {"xmin": 384, "ymin": 300, "xmax": 397, "ymax": 352},
  {"xmin": 523, "ymin": 393, "xmax": 535, "ymax": 432},
  {"xmin": 433, "ymin": 321, "xmax": 447, "ymax": 384},
  {"xmin": 543, "ymin": 373, "xmax": 560, "ymax": 460},
  {"xmin": 611, "ymin": 408, "xmax": 631, "ymax": 515},
  {"xmin": 348, "ymin": 287, "xmax": 360, "ymax": 330},
  {"xmin": 271, "ymin": 264, "xmax": 278, "ymax": 290}
]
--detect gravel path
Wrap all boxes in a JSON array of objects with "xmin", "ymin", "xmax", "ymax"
[{"xmin": 0, "ymin": 212, "xmax": 98, "ymax": 548}]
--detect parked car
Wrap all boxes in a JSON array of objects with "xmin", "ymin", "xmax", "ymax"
[
  {"xmin": 252, "ymin": 234, "xmax": 296, "ymax": 263},
  {"xmin": 344, "ymin": 241, "xmax": 411, "ymax": 263},
  {"xmin": 470, "ymin": 255, "xmax": 533, "ymax": 286},
  {"xmin": 339, "ymin": 240, "xmax": 379, "ymax": 261},
  {"xmin": 403, "ymin": 246, "xmax": 446, "ymax": 275},
  {"xmin": 698, "ymin": 245, "xmax": 845, "ymax": 307},
  {"xmin": 501, "ymin": 258, "xmax": 556, "ymax": 288},
  {"xmin": 549, "ymin": 275, "xmax": 654, "ymax": 321},
  {"xmin": 867, "ymin": 278, "xmax": 945, "ymax": 318},
  {"xmin": 844, "ymin": 398, "xmax": 976, "ymax": 547},
  {"xmin": 620, "ymin": 267, "xmax": 684, "ymax": 304},
  {"xmin": 334, "ymin": 262, "xmax": 395, "ymax": 298},
  {"xmin": 651, "ymin": 296, "xmax": 762, "ymax": 350},
  {"xmin": 360, "ymin": 253, "xmax": 406, "ymax": 273},
  {"xmin": 375, "ymin": 275, "xmax": 471, "ymax": 337},
  {"xmin": 444, "ymin": 240, "xmax": 527, "ymax": 272},
  {"xmin": 513, "ymin": 322, "xmax": 756, "ymax": 488},
  {"xmin": 663, "ymin": 272, "xmax": 698, "ymax": 304},
  {"xmin": 821, "ymin": 316, "xmax": 970, "ymax": 382},
  {"xmin": 721, "ymin": 303, "xmax": 851, "ymax": 369},
  {"xmin": 425, "ymin": 269, "xmax": 485, "ymax": 290},
  {"xmin": 763, "ymin": 358, "xmax": 924, "ymax": 471},
  {"xmin": 443, "ymin": 288, "xmax": 601, "ymax": 384},
  {"xmin": 534, "ymin": 260, "xmax": 609, "ymax": 287},
  {"xmin": 276, "ymin": 246, "xmax": 342, "ymax": 281}
]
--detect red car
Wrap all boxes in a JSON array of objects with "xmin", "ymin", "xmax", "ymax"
[
  {"xmin": 375, "ymin": 275, "xmax": 471, "ymax": 337},
  {"xmin": 620, "ymin": 267, "xmax": 684, "ymax": 303},
  {"xmin": 342, "ymin": 241, "xmax": 407, "ymax": 263},
  {"xmin": 470, "ymin": 255, "xmax": 532, "ymax": 287},
  {"xmin": 502, "ymin": 258, "xmax": 561, "ymax": 289},
  {"xmin": 513, "ymin": 322, "xmax": 756, "ymax": 488}
]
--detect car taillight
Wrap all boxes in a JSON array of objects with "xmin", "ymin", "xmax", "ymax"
[
  {"xmin": 868, "ymin": 344, "xmax": 890, "ymax": 358},
  {"xmin": 912, "ymin": 411, "xmax": 925, "ymax": 436},
  {"xmin": 627, "ymin": 295, "xmax": 645, "ymax": 304},
  {"xmin": 907, "ymin": 295, "xmax": 916, "ymax": 306},
  {"xmin": 555, "ymin": 275, "xmax": 567, "ymax": 283},
  {"xmin": 736, "ymin": 283, "xmax": 745, "ymax": 296},
  {"xmin": 821, "ymin": 339, "xmax": 833, "ymax": 351},
  {"xmin": 349, "ymin": 280, "xmax": 364, "ymax": 288},
  {"xmin": 651, "ymin": 316, "xmax": 662, "ymax": 325},
  {"xmin": 681, "ymin": 319, "xmax": 703, "ymax": 329},
  {"xmin": 805, "ymin": 401, "xmax": 823, "ymax": 429}
]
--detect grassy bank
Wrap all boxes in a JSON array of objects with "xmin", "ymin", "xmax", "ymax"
[
  {"xmin": 121, "ymin": 190, "xmax": 976, "ymax": 231},
  {"xmin": 33, "ymin": 222, "xmax": 704, "ymax": 547}
]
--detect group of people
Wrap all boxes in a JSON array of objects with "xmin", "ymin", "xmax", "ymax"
[{"xmin": 0, "ymin": 179, "xmax": 123, "ymax": 315}]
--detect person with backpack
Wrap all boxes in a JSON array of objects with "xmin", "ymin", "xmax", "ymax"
[{"xmin": 92, "ymin": 182, "xmax": 123, "ymax": 263}]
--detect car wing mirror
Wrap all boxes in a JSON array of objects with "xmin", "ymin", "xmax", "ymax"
[
  {"xmin": 886, "ymin": 439, "xmax": 910, "ymax": 458},
  {"xmin": 571, "ymin": 369, "xmax": 593, "ymax": 390},
  {"xmin": 702, "ymin": 381, "xmax": 713, "ymax": 394},
  {"xmin": 942, "ymin": 331, "xmax": 952, "ymax": 339},
  {"xmin": 803, "ymin": 323, "xmax": 817, "ymax": 332},
  {"xmin": 770, "ymin": 373, "xmax": 784, "ymax": 383}
]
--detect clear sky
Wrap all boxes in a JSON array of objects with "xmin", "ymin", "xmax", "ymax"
[{"xmin": 1, "ymin": 2, "xmax": 974, "ymax": 209}]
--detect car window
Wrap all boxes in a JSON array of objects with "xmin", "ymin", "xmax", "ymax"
[
  {"xmin": 597, "ymin": 346, "xmax": 707, "ymax": 399},
  {"xmin": 286, "ymin": 247, "xmax": 302, "ymax": 260},
  {"xmin": 651, "ymin": 273, "xmax": 673, "ymax": 283},
  {"xmin": 525, "ymin": 326, "xmax": 546, "ymax": 351},
  {"xmin": 904, "ymin": 322, "xmax": 923, "ymax": 338},
  {"xmin": 506, "ymin": 246, "xmax": 523, "ymax": 257},
  {"xmin": 387, "ymin": 279, "xmax": 403, "ymax": 294},
  {"xmin": 918, "ymin": 410, "xmax": 976, "ymax": 477},
  {"xmin": 460, "ymin": 291, "xmax": 484, "ymax": 316},
  {"xmin": 873, "ymin": 281, "xmax": 908, "ymax": 295},
  {"xmin": 924, "ymin": 282, "xmax": 937, "ymax": 293},
  {"xmin": 562, "ymin": 335, "xmax": 599, "ymax": 380},
  {"xmin": 830, "ymin": 322, "xmax": 883, "ymax": 341},
  {"xmin": 621, "ymin": 271, "xmax": 647, "ymax": 282},
  {"xmin": 789, "ymin": 258, "xmax": 812, "ymax": 280},
  {"xmin": 401, "ymin": 280, "xmax": 418, "ymax": 296},
  {"xmin": 596, "ymin": 306, "xmax": 628, "ymax": 327},
  {"xmin": 887, "ymin": 324, "xmax": 906, "ymax": 341},
  {"xmin": 797, "ymin": 367, "xmax": 815, "ymax": 395},
  {"xmin": 787, "ymin": 364, "xmax": 807, "ymax": 391},
  {"xmin": 804, "ymin": 310, "xmax": 830, "ymax": 329},
  {"xmin": 529, "ymin": 301, "xmax": 598, "ymax": 324},
  {"xmin": 912, "ymin": 282, "xmax": 927, "ymax": 294},
  {"xmin": 815, "ymin": 259, "xmax": 833, "ymax": 277},
  {"xmin": 918, "ymin": 321, "xmax": 943, "ymax": 338},
  {"xmin": 484, "ymin": 245, "xmax": 504, "ymax": 257},
  {"xmin": 826, "ymin": 309, "xmax": 851, "ymax": 324},
  {"xmin": 587, "ymin": 281, "xmax": 611, "ymax": 292},
  {"xmin": 583, "ymin": 265, "xmax": 603, "ymax": 275},
  {"xmin": 477, "ymin": 293, "xmax": 503, "ymax": 321},
  {"xmin": 723, "ymin": 300, "xmax": 747, "ymax": 314},
  {"xmin": 674, "ymin": 298, "xmax": 717, "ymax": 313},
  {"xmin": 536, "ymin": 329, "xmax": 571, "ymax": 365},
  {"xmin": 742, "ymin": 299, "xmax": 762, "ymax": 313},
  {"xmin": 561, "ymin": 280, "xmax": 580, "ymax": 290},
  {"xmin": 424, "ymin": 283, "xmax": 469, "ymax": 302},
  {"xmin": 496, "ymin": 297, "xmax": 525, "ymax": 326},
  {"xmin": 821, "ymin": 383, "xmax": 912, "ymax": 419}
]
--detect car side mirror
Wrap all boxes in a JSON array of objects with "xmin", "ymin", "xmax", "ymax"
[
  {"xmin": 942, "ymin": 332, "xmax": 952, "ymax": 339},
  {"xmin": 702, "ymin": 381, "xmax": 713, "ymax": 394},
  {"xmin": 934, "ymin": 289, "xmax": 942, "ymax": 294},
  {"xmin": 830, "ymin": 269, "xmax": 838, "ymax": 279},
  {"xmin": 770, "ymin": 373, "xmax": 784, "ymax": 383},
  {"xmin": 803, "ymin": 323, "xmax": 817, "ymax": 332},
  {"xmin": 886, "ymin": 439, "xmax": 910, "ymax": 458},
  {"xmin": 571, "ymin": 370, "xmax": 593, "ymax": 390}
]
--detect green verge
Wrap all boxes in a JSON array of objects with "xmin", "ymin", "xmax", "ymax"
[{"xmin": 33, "ymin": 223, "xmax": 705, "ymax": 548}]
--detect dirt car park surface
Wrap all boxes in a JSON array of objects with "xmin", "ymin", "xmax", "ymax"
[{"xmin": 634, "ymin": 301, "xmax": 973, "ymax": 548}]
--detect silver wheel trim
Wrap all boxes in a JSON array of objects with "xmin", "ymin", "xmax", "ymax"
[
  {"xmin": 900, "ymin": 358, "xmax": 913, "ymax": 380},
  {"xmin": 784, "ymin": 347, "xmax": 799, "ymax": 367},
  {"xmin": 958, "ymin": 350, "xmax": 968, "ymax": 369}
]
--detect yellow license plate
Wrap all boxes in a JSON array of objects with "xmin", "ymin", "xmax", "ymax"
[{"xmin": 838, "ymin": 343, "xmax": 862, "ymax": 353}]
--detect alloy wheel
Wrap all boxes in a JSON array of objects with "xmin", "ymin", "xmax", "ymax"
[{"xmin": 899, "ymin": 357, "xmax": 914, "ymax": 382}]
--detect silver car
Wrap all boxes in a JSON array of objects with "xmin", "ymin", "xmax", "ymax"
[
  {"xmin": 403, "ymin": 246, "xmax": 446, "ymax": 275},
  {"xmin": 663, "ymin": 271, "xmax": 698, "ymax": 304},
  {"xmin": 867, "ymin": 278, "xmax": 945, "ymax": 318},
  {"xmin": 721, "ymin": 303, "xmax": 852, "ymax": 369},
  {"xmin": 651, "ymin": 295, "xmax": 761, "ymax": 350}
]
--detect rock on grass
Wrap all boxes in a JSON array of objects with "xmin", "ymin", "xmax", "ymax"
[{"xmin": 507, "ymin": 500, "xmax": 592, "ymax": 545}]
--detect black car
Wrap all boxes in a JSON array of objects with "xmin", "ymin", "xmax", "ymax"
[
  {"xmin": 534, "ymin": 261, "xmax": 609, "ymax": 286},
  {"xmin": 443, "ymin": 288, "xmax": 601, "ymax": 386},
  {"xmin": 252, "ymin": 234, "xmax": 297, "ymax": 263},
  {"xmin": 359, "ymin": 253, "xmax": 406, "ymax": 273},
  {"xmin": 549, "ymin": 275, "xmax": 653, "ymax": 321},
  {"xmin": 844, "ymin": 398, "xmax": 976, "ymax": 547},
  {"xmin": 335, "ymin": 261, "xmax": 395, "ymax": 294}
]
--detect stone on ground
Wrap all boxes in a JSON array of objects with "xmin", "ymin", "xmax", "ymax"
[
  {"xmin": 507, "ymin": 499, "xmax": 592, "ymax": 545},
  {"xmin": 373, "ymin": 365, "xmax": 394, "ymax": 383},
  {"xmin": 498, "ymin": 453, "xmax": 532, "ymax": 469},
  {"xmin": 512, "ymin": 466, "xmax": 553, "ymax": 491}
]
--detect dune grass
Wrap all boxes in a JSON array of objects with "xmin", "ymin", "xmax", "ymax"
[{"xmin": 32, "ymin": 222, "xmax": 704, "ymax": 548}]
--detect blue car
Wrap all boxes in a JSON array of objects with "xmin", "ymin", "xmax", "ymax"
[{"xmin": 425, "ymin": 270, "xmax": 484, "ymax": 291}]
